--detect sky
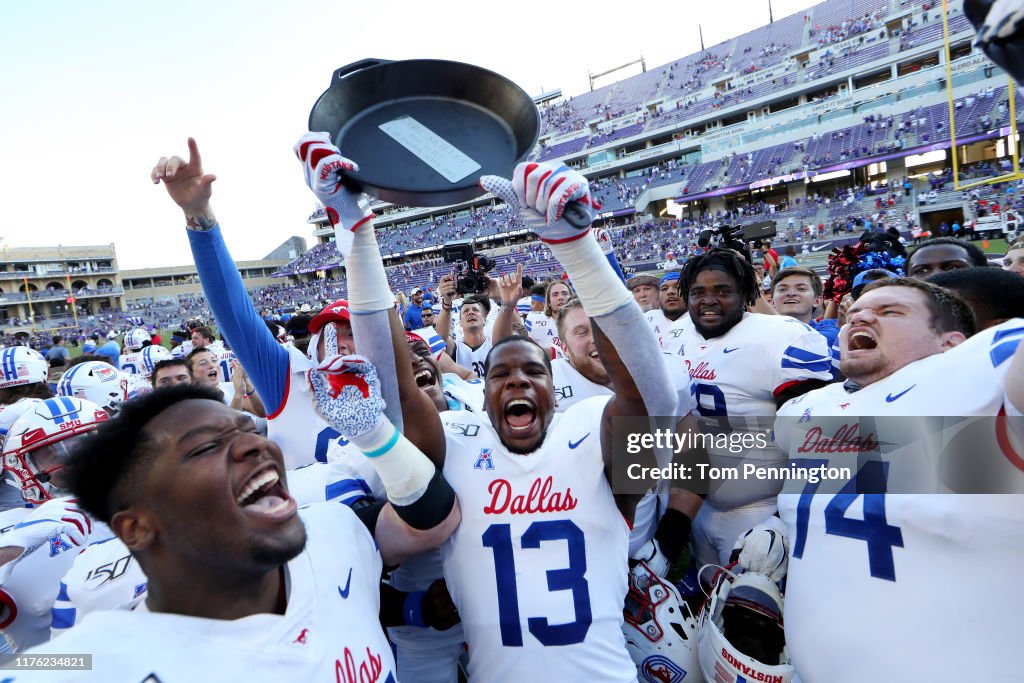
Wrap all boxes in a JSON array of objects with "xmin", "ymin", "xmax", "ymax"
[{"xmin": 1, "ymin": 0, "xmax": 815, "ymax": 269}]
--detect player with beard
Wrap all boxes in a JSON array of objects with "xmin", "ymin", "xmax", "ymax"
[
  {"xmin": 666, "ymin": 248, "xmax": 832, "ymax": 569},
  {"xmin": 645, "ymin": 272, "xmax": 687, "ymax": 349},
  {"xmin": 767, "ymin": 278, "xmax": 1024, "ymax": 681}
]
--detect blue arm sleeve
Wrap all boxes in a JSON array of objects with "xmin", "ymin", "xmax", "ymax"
[
  {"xmin": 187, "ymin": 226, "xmax": 290, "ymax": 414},
  {"xmin": 605, "ymin": 251, "xmax": 626, "ymax": 285}
]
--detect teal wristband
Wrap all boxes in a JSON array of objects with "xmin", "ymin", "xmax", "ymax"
[{"xmin": 363, "ymin": 426, "xmax": 400, "ymax": 458}]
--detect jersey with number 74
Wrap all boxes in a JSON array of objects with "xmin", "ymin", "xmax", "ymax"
[
  {"xmin": 773, "ymin": 319, "xmax": 1024, "ymax": 682},
  {"xmin": 439, "ymin": 397, "xmax": 636, "ymax": 683}
]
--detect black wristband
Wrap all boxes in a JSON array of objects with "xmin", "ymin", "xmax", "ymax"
[
  {"xmin": 391, "ymin": 469, "xmax": 456, "ymax": 530},
  {"xmin": 654, "ymin": 508, "xmax": 692, "ymax": 566}
]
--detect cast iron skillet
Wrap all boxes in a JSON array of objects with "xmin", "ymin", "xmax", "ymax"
[{"xmin": 308, "ymin": 58, "xmax": 590, "ymax": 227}]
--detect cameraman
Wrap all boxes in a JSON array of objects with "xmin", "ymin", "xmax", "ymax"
[{"xmin": 435, "ymin": 275, "xmax": 492, "ymax": 378}]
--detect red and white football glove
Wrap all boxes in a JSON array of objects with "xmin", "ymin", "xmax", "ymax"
[
  {"xmin": 309, "ymin": 353, "xmax": 387, "ymax": 445},
  {"xmin": 593, "ymin": 227, "xmax": 614, "ymax": 255},
  {"xmin": 294, "ymin": 132, "xmax": 375, "ymax": 255},
  {"xmin": 480, "ymin": 162, "xmax": 596, "ymax": 244}
]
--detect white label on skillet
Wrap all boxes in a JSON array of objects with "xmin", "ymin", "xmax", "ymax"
[{"xmin": 378, "ymin": 115, "xmax": 481, "ymax": 184}]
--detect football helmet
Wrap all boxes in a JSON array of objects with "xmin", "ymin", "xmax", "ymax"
[
  {"xmin": 623, "ymin": 562, "xmax": 701, "ymax": 683},
  {"xmin": 140, "ymin": 344, "xmax": 173, "ymax": 377},
  {"xmin": 56, "ymin": 361, "xmax": 134, "ymax": 416},
  {"xmin": 0, "ymin": 399, "xmax": 44, "ymax": 451},
  {"xmin": 124, "ymin": 328, "xmax": 151, "ymax": 352},
  {"xmin": 0, "ymin": 347, "xmax": 49, "ymax": 389},
  {"xmin": 697, "ymin": 569, "xmax": 794, "ymax": 683},
  {"xmin": 3, "ymin": 396, "xmax": 108, "ymax": 504}
]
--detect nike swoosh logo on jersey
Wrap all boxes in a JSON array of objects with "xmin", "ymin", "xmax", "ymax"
[
  {"xmin": 723, "ymin": 347, "xmax": 740, "ymax": 353},
  {"xmin": 811, "ymin": 244, "xmax": 830, "ymax": 252},
  {"xmin": 337, "ymin": 568, "xmax": 353, "ymax": 599},
  {"xmin": 885, "ymin": 385, "xmax": 916, "ymax": 402},
  {"xmin": 568, "ymin": 433, "xmax": 591, "ymax": 449}
]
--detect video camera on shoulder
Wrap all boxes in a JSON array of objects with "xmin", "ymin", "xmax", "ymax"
[
  {"xmin": 696, "ymin": 220, "xmax": 776, "ymax": 262},
  {"xmin": 442, "ymin": 239, "xmax": 496, "ymax": 295}
]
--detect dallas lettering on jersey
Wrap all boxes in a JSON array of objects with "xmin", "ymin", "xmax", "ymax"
[
  {"xmin": 797, "ymin": 424, "xmax": 878, "ymax": 454},
  {"xmin": 722, "ymin": 648, "xmax": 785, "ymax": 683},
  {"xmin": 483, "ymin": 476, "xmax": 578, "ymax": 515},
  {"xmin": 685, "ymin": 360, "xmax": 716, "ymax": 381},
  {"xmin": 335, "ymin": 645, "xmax": 392, "ymax": 683}
]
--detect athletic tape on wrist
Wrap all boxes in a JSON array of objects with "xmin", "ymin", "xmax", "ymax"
[
  {"xmin": 547, "ymin": 235, "xmax": 632, "ymax": 317},
  {"xmin": 351, "ymin": 419, "xmax": 437, "ymax": 507},
  {"xmin": 346, "ymin": 225, "xmax": 395, "ymax": 313}
]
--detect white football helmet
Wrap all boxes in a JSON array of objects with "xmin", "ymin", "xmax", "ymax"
[
  {"xmin": 0, "ymin": 347, "xmax": 49, "ymax": 389},
  {"xmin": 56, "ymin": 361, "xmax": 133, "ymax": 416},
  {"xmin": 140, "ymin": 345, "xmax": 173, "ymax": 377},
  {"xmin": 0, "ymin": 399, "xmax": 44, "ymax": 451},
  {"xmin": 697, "ymin": 569, "xmax": 794, "ymax": 683},
  {"xmin": 623, "ymin": 562, "xmax": 701, "ymax": 683},
  {"xmin": 2, "ymin": 396, "xmax": 108, "ymax": 504},
  {"xmin": 124, "ymin": 328, "xmax": 151, "ymax": 352}
]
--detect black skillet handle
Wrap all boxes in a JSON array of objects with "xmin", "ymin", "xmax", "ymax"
[
  {"xmin": 562, "ymin": 201, "xmax": 594, "ymax": 229},
  {"xmin": 332, "ymin": 59, "xmax": 393, "ymax": 83}
]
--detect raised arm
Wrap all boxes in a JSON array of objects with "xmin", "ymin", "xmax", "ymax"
[
  {"xmin": 151, "ymin": 139, "xmax": 290, "ymax": 413},
  {"xmin": 491, "ymin": 263, "xmax": 524, "ymax": 344},
  {"xmin": 435, "ymin": 274, "xmax": 457, "ymax": 356},
  {"xmin": 294, "ymin": 134, "xmax": 444, "ymax": 464},
  {"xmin": 481, "ymin": 164, "xmax": 676, "ymax": 474}
]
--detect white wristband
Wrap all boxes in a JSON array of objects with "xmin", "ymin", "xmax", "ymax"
[{"xmin": 340, "ymin": 223, "xmax": 395, "ymax": 313}]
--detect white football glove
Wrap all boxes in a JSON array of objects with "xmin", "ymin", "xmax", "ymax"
[
  {"xmin": 630, "ymin": 538, "xmax": 671, "ymax": 579},
  {"xmin": 294, "ymin": 132, "xmax": 374, "ymax": 255},
  {"xmin": 731, "ymin": 515, "xmax": 789, "ymax": 583},
  {"xmin": 593, "ymin": 227, "xmax": 614, "ymax": 256},
  {"xmin": 308, "ymin": 353, "xmax": 387, "ymax": 445},
  {"xmin": 0, "ymin": 500, "xmax": 91, "ymax": 583},
  {"xmin": 480, "ymin": 162, "xmax": 596, "ymax": 244}
]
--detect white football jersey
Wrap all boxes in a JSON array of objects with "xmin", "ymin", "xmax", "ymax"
[
  {"xmin": 50, "ymin": 537, "xmax": 146, "ymax": 640},
  {"xmin": 51, "ymin": 461, "xmax": 382, "ymax": 638},
  {"xmin": 170, "ymin": 340, "xmax": 192, "ymax": 359},
  {"xmin": 267, "ymin": 345, "xmax": 346, "ymax": 470},
  {"xmin": 439, "ymin": 398, "xmax": 636, "ymax": 683},
  {"xmin": 454, "ymin": 339, "xmax": 493, "ymax": 379},
  {"xmin": 525, "ymin": 311, "xmax": 558, "ymax": 348},
  {"xmin": 0, "ymin": 499, "xmax": 112, "ymax": 653},
  {"xmin": 774, "ymin": 319, "xmax": 1024, "ymax": 682},
  {"xmin": 551, "ymin": 354, "xmax": 695, "ymax": 416},
  {"xmin": 442, "ymin": 373, "xmax": 485, "ymax": 412},
  {"xmin": 27, "ymin": 504, "xmax": 396, "ymax": 683},
  {"xmin": 117, "ymin": 350, "xmax": 145, "ymax": 376},
  {"xmin": 669, "ymin": 312, "xmax": 832, "ymax": 509},
  {"xmin": 643, "ymin": 309, "xmax": 669, "ymax": 349}
]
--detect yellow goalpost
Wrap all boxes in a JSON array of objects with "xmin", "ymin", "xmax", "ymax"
[{"xmin": 944, "ymin": 0, "xmax": 1022, "ymax": 190}]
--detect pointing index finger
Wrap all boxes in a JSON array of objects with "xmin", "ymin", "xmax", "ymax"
[{"xmin": 187, "ymin": 137, "xmax": 202, "ymax": 172}]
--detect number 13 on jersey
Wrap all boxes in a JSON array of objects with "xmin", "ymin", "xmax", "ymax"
[{"xmin": 482, "ymin": 520, "xmax": 592, "ymax": 647}]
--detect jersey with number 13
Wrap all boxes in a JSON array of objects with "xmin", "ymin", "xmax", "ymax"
[{"xmin": 439, "ymin": 397, "xmax": 636, "ymax": 683}]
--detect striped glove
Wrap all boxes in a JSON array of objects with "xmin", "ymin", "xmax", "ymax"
[
  {"xmin": 294, "ymin": 132, "xmax": 375, "ymax": 256},
  {"xmin": 480, "ymin": 162, "xmax": 596, "ymax": 244}
]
